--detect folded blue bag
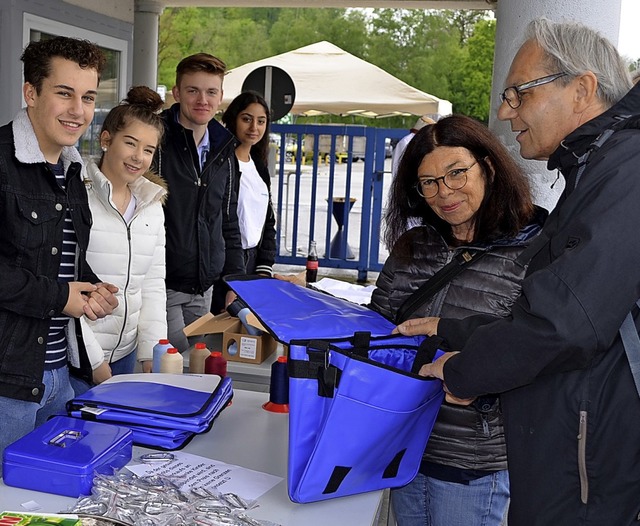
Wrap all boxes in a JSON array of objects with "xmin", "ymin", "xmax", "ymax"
[
  {"xmin": 226, "ymin": 276, "xmax": 444, "ymax": 503},
  {"xmin": 67, "ymin": 373, "xmax": 233, "ymax": 450}
]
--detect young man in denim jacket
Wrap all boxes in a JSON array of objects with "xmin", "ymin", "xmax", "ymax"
[{"xmin": 0, "ymin": 37, "xmax": 118, "ymax": 467}]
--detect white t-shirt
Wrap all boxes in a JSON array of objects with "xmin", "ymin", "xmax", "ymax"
[
  {"xmin": 237, "ymin": 157, "xmax": 269, "ymax": 250},
  {"xmin": 122, "ymin": 194, "xmax": 137, "ymax": 224}
]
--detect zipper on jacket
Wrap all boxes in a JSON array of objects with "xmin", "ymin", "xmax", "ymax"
[
  {"xmin": 109, "ymin": 225, "xmax": 132, "ymax": 362},
  {"xmin": 103, "ymin": 194, "xmax": 133, "ymax": 363},
  {"xmin": 480, "ymin": 412, "xmax": 490, "ymax": 437},
  {"xmin": 430, "ymin": 250, "xmax": 455, "ymax": 316},
  {"xmin": 577, "ymin": 401, "xmax": 589, "ymax": 504}
]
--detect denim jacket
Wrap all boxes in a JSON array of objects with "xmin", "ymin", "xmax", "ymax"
[{"xmin": 0, "ymin": 110, "xmax": 96, "ymax": 402}]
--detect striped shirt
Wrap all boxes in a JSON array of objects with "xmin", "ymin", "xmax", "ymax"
[{"xmin": 45, "ymin": 160, "xmax": 77, "ymax": 369}]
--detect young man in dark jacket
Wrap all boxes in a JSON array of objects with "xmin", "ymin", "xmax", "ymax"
[
  {"xmin": 0, "ymin": 37, "xmax": 118, "ymax": 468},
  {"xmin": 156, "ymin": 53, "xmax": 245, "ymax": 352},
  {"xmin": 414, "ymin": 18, "xmax": 640, "ymax": 525}
]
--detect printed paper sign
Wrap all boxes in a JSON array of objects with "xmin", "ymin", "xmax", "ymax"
[{"xmin": 127, "ymin": 451, "xmax": 282, "ymax": 500}]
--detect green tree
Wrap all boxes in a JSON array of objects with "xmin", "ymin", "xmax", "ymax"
[
  {"xmin": 157, "ymin": 7, "xmax": 496, "ymax": 125},
  {"xmin": 451, "ymin": 19, "xmax": 496, "ymax": 122},
  {"xmin": 268, "ymin": 8, "xmax": 367, "ymax": 56},
  {"xmin": 158, "ymin": 7, "xmax": 272, "ymax": 88}
]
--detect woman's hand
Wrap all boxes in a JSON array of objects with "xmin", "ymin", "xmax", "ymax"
[
  {"xmin": 92, "ymin": 361, "xmax": 112, "ymax": 384},
  {"xmin": 394, "ymin": 316, "xmax": 440, "ymax": 336}
]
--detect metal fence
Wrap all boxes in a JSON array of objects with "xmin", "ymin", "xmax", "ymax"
[{"xmin": 270, "ymin": 123, "xmax": 407, "ymax": 282}]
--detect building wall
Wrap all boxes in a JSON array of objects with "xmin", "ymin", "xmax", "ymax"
[
  {"xmin": 63, "ymin": 0, "xmax": 134, "ymax": 23},
  {"xmin": 0, "ymin": 0, "xmax": 133, "ymax": 125}
]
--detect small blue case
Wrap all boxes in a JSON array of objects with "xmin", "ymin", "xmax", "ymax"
[{"xmin": 2, "ymin": 415, "xmax": 133, "ymax": 497}]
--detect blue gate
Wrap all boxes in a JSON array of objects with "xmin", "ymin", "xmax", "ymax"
[{"xmin": 270, "ymin": 123, "xmax": 407, "ymax": 282}]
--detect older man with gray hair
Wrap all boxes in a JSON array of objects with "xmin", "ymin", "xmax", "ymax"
[{"xmin": 409, "ymin": 17, "xmax": 640, "ymax": 525}]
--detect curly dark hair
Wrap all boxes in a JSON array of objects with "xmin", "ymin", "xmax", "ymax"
[
  {"xmin": 21, "ymin": 36, "xmax": 106, "ymax": 93},
  {"xmin": 222, "ymin": 91, "xmax": 271, "ymax": 166},
  {"xmin": 98, "ymin": 86, "xmax": 165, "ymax": 163},
  {"xmin": 384, "ymin": 114, "xmax": 534, "ymax": 250}
]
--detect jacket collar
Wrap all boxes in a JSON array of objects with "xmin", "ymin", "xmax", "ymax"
[
  {"xmin": 164, "ymin": 103, "xmax": 238, "ymax": 155},
  {"xmin": 548, "ymin": 82, "xmax": 640, "ymax": 173},
  {"xmin": 12, "ymin": 109, "xmax": 84, "ymax": 174},
  {"xmin": 85, "ymin": 159, "xmax": 168, "ymax": 208}
]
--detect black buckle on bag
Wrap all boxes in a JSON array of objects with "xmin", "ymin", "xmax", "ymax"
[
  {"xmin": 317, "ymin": 366, "xmax": 339, "ymax": 398},
  {"xmin": 307, "ymin": 340, "xmax": 340, "ymax": 399},
  {"xmin": 286, "ymin": 341, "xmax": 342, "ymax": 398}
]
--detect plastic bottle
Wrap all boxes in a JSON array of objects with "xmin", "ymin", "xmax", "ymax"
[
  {"xmin": 152, "ymin": 339, "xmax": 172, "ymax": 373},
  {"xmin": 189, "ymin": 342, "xmax": 210, "ymax": 374},
  {"xmin": 227, "ymin": 298, "xmax": 262, "ymax": 336},
  {"xmin": 306, "ymin": 240, "xmax": 318, "ymax": 284},
  {"xmin": 205, "ymin": 351, "xmax": 227, "ymax": 376},
  {"xmin": 160, "ymin": 347, "xmax": 183, "ymax": 374}
]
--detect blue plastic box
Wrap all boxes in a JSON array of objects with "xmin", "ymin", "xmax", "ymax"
[{"xmin": 2, "ymin": 415, "xmax": 133, "ymax": 497}]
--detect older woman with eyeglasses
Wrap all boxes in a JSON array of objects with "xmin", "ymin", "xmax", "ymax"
[{"xmin": 370, "ymin": 114, "xmax": 547, "ymax": 526}]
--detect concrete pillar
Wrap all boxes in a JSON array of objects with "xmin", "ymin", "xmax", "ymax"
[
  {"xmin": 133, "ymin": 0, "xmax": 164, "ymax": 89},
  {"xmin": 489, "ymin": 0, "xmax": 623, "ymax": 212}
]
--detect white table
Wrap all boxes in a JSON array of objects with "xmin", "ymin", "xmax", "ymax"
[{"xmin": 0, "ymin": 389, "xmax": 384, "ymax": 526}]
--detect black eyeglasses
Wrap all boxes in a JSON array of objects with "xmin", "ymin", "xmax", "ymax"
[
  {"xmin": 500, "ymin": 72, "xmax": 568, "ymax": 109},
  {"xmin": 416, "ymin": 160, "xmax": 478, "ymax": 199}
]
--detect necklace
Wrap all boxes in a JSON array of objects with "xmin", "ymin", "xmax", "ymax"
[{"xmin": 114, "ymin": 187, "xmax": 132, "ymax": 214}]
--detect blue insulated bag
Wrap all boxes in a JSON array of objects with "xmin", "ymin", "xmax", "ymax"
[
  {"xmin": 226, "ymin": 277, "xmax": 445, "ymax": 503},
  {"xmin": 67, "ymin": 373, "xmax": 233, "ymax": 450}
]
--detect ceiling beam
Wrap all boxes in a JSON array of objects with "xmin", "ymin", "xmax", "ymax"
[{"xmin": 162, "ymin": 0, "xmax": 496, "ymax": 10}]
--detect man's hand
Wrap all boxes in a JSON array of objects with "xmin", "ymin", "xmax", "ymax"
[
  {"xmin": 85, "ymin": 283, "xmax": 119, "ymax": 319},
  {"xmin": 419, "ymin": 351, "xmax": 475, "ymax": 406},
  {"xmin": 141, "ymin": 360, "xmax": 152, "ymax": 373},
  {"xmin": 274, "ymin": 272, "xmax": 306, "ymax": 286},
  {"xmin": 393, "ymin": 316, "xmax": 440, "ymax": 336},
  {"xmin": 224, "ymin": 290, "xmax": 237, "ymax": 311}
]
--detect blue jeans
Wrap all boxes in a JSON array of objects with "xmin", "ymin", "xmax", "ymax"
[
  {"xmin": 109, "ymin": 350, "xmax": 138, "ymax": 376},
  {"xmin": 0, "ymin": 367, "xmax": 75, "ymax": 477},
  {"xmin": 391, "ymin": 470, "xmax": 510, "ymax": 526},
  {"xmin": 70, "ymin": 351, "xmax": 139, "ymax": 397}
]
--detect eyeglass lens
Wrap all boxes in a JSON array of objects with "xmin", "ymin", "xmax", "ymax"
[{"xmin": 417, "ymin": 164, "xmax": 472, "ymax": 198}]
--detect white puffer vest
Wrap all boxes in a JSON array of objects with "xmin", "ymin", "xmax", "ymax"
[{"xmin": 81, "ymin": 160, "xmax": 168, "ymax": 368}]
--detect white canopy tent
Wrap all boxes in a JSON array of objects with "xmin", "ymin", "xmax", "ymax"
[{"xmin": 221, "ymin": 41, "xmax": 453, "ymax": 119}]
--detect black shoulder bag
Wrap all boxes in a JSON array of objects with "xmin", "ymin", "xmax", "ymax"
[{"xmin": 394, "ymin": 249, "xmax": 488, "ymax": 325}]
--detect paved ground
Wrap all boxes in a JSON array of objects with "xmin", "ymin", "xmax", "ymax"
[{"xmin": 273, "ymin": 157, "xmax": 393, "ymax": 282}]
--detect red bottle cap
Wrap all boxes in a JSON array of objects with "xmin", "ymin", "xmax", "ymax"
[
  {"xmin": 277, "ymin": 356, "xmax": 287, "ymax": 363},
  {"xmin": 167, "ymin": 348, "xmax": 178, "ymax": 354},
  {"xmin": 195, "ymin": 342, "xmax": 207, "ymax": 349},
  {"xmin": 159, "ymin": 339, "xmax": 170, "ymax": 344},
  {"xmin": 211, "ymin": 351, "xmax": 223, "ymax": 358}
]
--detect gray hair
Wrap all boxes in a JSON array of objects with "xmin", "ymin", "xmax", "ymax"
[{"xmin": 525, "ymin": 18, "xmax": 632, "ymax": 108}]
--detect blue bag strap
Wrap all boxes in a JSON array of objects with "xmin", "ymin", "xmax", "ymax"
[{"xmin": 619, "ymin": 299, "xmax": 640, "ymax": 398}]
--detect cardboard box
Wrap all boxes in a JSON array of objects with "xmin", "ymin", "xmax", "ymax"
[{"xmin": 184, "ymin": 311, "xmax": 278, "ymax": 364}]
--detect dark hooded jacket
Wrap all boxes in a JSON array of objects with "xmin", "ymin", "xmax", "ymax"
[
  {"xmin": 371, "ymin": 209, "xmax": 545, "ymax": 474},
  {"xmin": 155, "ymin": 104, "xmax": 245, "ymax": 295},
  {"xmin": 439, "ymin": 83, "xmax": 640, "ymax": 525}
]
